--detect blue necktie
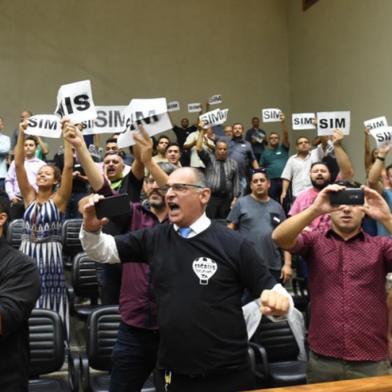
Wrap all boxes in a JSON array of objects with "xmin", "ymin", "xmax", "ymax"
[{"xmin": 178, "ymin": 227, "xmax": 192, "ymax": 238}]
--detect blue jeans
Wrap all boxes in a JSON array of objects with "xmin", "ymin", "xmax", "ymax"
[{"xmin": 110, "ymin": 321, "xmax": 159, "ymax": 392}]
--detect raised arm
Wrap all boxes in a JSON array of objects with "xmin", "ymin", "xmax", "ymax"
[
  {"xmin": 332, "ymin": 129, "xmax": 354, "ymax": 180},
  {"xmin": 36, "ymin": 136, "xmax": 49, "ymax": 157},
  {"xmin": 280, "ymin": 112, "xmax": 290, "ymax": 148},
  {"xmin": 63, "ymin": 122, "xmax": 105, "ymax": 191},
  {"xmin": 368, "ymin": 145, "xmax": 389, "ymax": 194},
  {"xmin": 195, "ymin": 122, "xmax": 206, "ymax": 152},
  {"xmin": 272, "ymin": 184, "xmax": 344, "ymax": 250},
  {"xmin": 14, "ymin": 120, "xmax": 35, "ymax": 205},
  {"xmin": 52, "ymin": 124, "xmax": 74, "ymax": 212},
  {"xmin": 133, "ymin": 126, "xmax": 168, "ymax": 187},
  {"xmin": 280, "ymin": 178, "xmax": 290, "ymax": 205},
  {"xmin": 364, "ymin": 127, "xmax": 373, "ymax": 173},
  {"xmin": 361, "ymin": 186, "xmax": 392, "ymax": 233}
]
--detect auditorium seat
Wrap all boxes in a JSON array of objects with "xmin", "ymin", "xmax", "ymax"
[
  {"xmin": 28, "ymin": 309, "xmax": 79, "ymax": 391},
  {"xmin": 250, "ymin": 316, "xmax": 307, "ymax": 387},
  {"xmin": 62, "ymin": 218, "xmax": 83, "ymax": 270},
  {"xmin": 80, "ymin": 305, "xmax": 155, "ymax": 392},
  {"xmin": 68, "ymin": 252, "xmax": 102, "ymax": 321},
  {"xmin": 6, "ymin": 218, "xmax": 24, "ymax": 249}
]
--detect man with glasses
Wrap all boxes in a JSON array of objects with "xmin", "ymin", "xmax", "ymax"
[{"xmin": 80, "ymin": 148, "xmax": 292, "ymax": 392}]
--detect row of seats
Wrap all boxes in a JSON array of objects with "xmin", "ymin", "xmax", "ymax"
[
  {"xmin": 28, "ymin": 307, "xmax": 155, "ymax": 392},
  {"xmin": 29, "ymin": 306, "xmax": 307, "ymax": 391}
]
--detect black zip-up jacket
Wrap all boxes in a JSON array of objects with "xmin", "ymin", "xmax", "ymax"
[{"xmin": 0, "ymin": 237, "xmax": 40, "ymax": 391}]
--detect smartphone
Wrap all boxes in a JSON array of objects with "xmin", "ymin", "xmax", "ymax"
[
  {"xmin": 329, "ymin": 188, "xmax": 364, "ymax": 205},
  {"xmin": 95, "ymin": 193, "xmax": 131, "ymax": 219}
]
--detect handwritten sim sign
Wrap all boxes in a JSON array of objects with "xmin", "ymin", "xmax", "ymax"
[
  {"xmin": 262, "ymin": 108, "xmax": 282, "ymax": 123},
  {"xmin": 25, "ymin": 115, "xmax": 62, "ymax": 138},
  {"xmin": 199, "ymin": 108, "xmax": 229, "ymax": 128},
  {"xmin": 81, "ymin": 106, "xmax": 127, "ymax": 135},
  {"xmin": 55, "ymin": 80, "xmax": 97, "ymax": 123},
  {"xmin": 364, "ymin": 116, "xmax": 388, "ymax": 130},
  {"xmin": 188, "ymin": 103, "xmax": 202, "ymax": 113},
  {"xmin": 208, "ymin": 94, "xmax": 222, "ymax": 105},
  {"xmin": 292, "ymin": 113, "xmax": 316, "ymax": 130},
  {"xmin": 117, "ymin": 98, "xmax": 172, "ymax": 148},
  {"xmin": 167, "ymin": 101, "xmax": 180, "ymax": 112},
  {"xmin": 317, "ymin": 111, "xmax": 350, "ymax": 136},
  {"xmin": 369, "ymin": 126, "xmax": 392, "ymax": 148}
]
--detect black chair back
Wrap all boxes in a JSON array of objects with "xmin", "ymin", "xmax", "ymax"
[
  {"xmin": 251, "ymin": 317, "xmax": 299, "ymax": 363},
  {"xmin": 72, "ymin": 252, "xmax": 102, "ymax": 301},
  {"xmin": 6, "ymin": 218, "xmax": 24, "ymax": 249},
  {"xmin": 28, "ymin": 308, "xmax": 65, "ymax": 377},
  {"xmin": 87, "ymin": 305, "xmax": 120, "ymax": 371},
  {"xmin": 62, "ymin": 219, "xmax": 83, "ymax": 268}
]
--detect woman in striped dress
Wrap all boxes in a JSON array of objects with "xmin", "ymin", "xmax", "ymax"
[{"xmin": 15, "ymin": 119, "xmax": 73, "ymax": 336}]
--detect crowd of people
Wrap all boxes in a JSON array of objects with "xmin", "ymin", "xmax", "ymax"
[{"xmin": 0, "ymin": 108, "xmax": 392, "ymax": 391}]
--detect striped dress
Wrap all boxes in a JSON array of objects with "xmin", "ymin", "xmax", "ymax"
[{"xmin": 20, "ymin": 199, "xmax": 69, "ymax": 337}]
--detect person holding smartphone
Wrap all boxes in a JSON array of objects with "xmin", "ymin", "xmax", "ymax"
[{"xmin": 272, "ymin": 183, "xmax": 392, "ymax": 383}]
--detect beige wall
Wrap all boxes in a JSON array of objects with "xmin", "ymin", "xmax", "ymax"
[
  {"xmin": 287, "ymin": 0, "xmax": 392, "ymax": 182},
  {"xmin": 0, "ymin": 0, "xmax": 290, "ymax": 154}
]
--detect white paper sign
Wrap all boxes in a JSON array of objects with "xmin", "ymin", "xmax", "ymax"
[
  {"xmin": 317, "ymin": 111, "xmax": 350, "ymax": 136},
  {"xmin": 199, "ymin": 108, "xmax": 228, "ymax": 128},
  {"xmin": 55, "ymin": 80, "xmax": 97, "ymax": 123},
  {"xmin": 117, "ymin": 112, "xmax": 172, "ymax": 148},
  {"xmin": 208, "ymin": 94, "xmax": 222, "ymax": 105},
  {"xmin": 80, "ymin": 106, "xmax": 127, "ymax": 135},
  {"xmin": 364, "ymin": 116, "xmax": 388, "ymax": 130},
  {"xmin": 188, "ymin": 103, "xmax": 202, "ymax": 113},
  {"xmin": 292, "ymin": 113, "xmax": 316, "ymax": 130},
  {"xmin": 25, "ymin": 115, "xmax": 62, "ymax": 138},
  {"xmin": 167, "ymin": 101, "xmax": 180, "ymax": 112},
  {"xmin": 123, "ymin": 98, "xmax": 167, "ymax": 123},
  {"xmin": 370, "ymin": 126, "xmax": 392, "ymax": 148},
  {"xmin": 117, "ymin": 98, "xmax": 171, "ymax": 148},
  {"xmin": 262, "ymin": 108, "xmax": 282, "ymax": 123}
]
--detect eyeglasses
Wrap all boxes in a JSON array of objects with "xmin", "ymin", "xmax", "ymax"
[{"xmin": 160, "ymin": 183, "xmax": 204, "ymax": 193}]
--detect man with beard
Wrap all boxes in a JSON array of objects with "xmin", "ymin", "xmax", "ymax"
[
  {"xmin": 66, "ymin": 126, "xmax": 173, "ymax": 391},
  {"xmin": 289, "ymin": 130, "xmax": 353, "ymax": 231},
  {"xmin": 66, "ymin": 127, "xmax": 145, "ymax": 305}
]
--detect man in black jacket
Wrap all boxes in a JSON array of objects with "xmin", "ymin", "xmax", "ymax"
[{"xmin": 0, "ymin": 191, "xmax": 40, "ymax": 391}]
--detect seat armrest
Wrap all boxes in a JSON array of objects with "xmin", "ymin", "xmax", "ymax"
[
  {"xmin": 80, "ymin": 352, "xmax": 90, "ymax": 391},
  {"xmin": 68, "ymin": 349, "xmax": 80, "ymax": 392},
  {"xmin": 249, "ymin": 342, "xmax": 270, "ymax": 381}
]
